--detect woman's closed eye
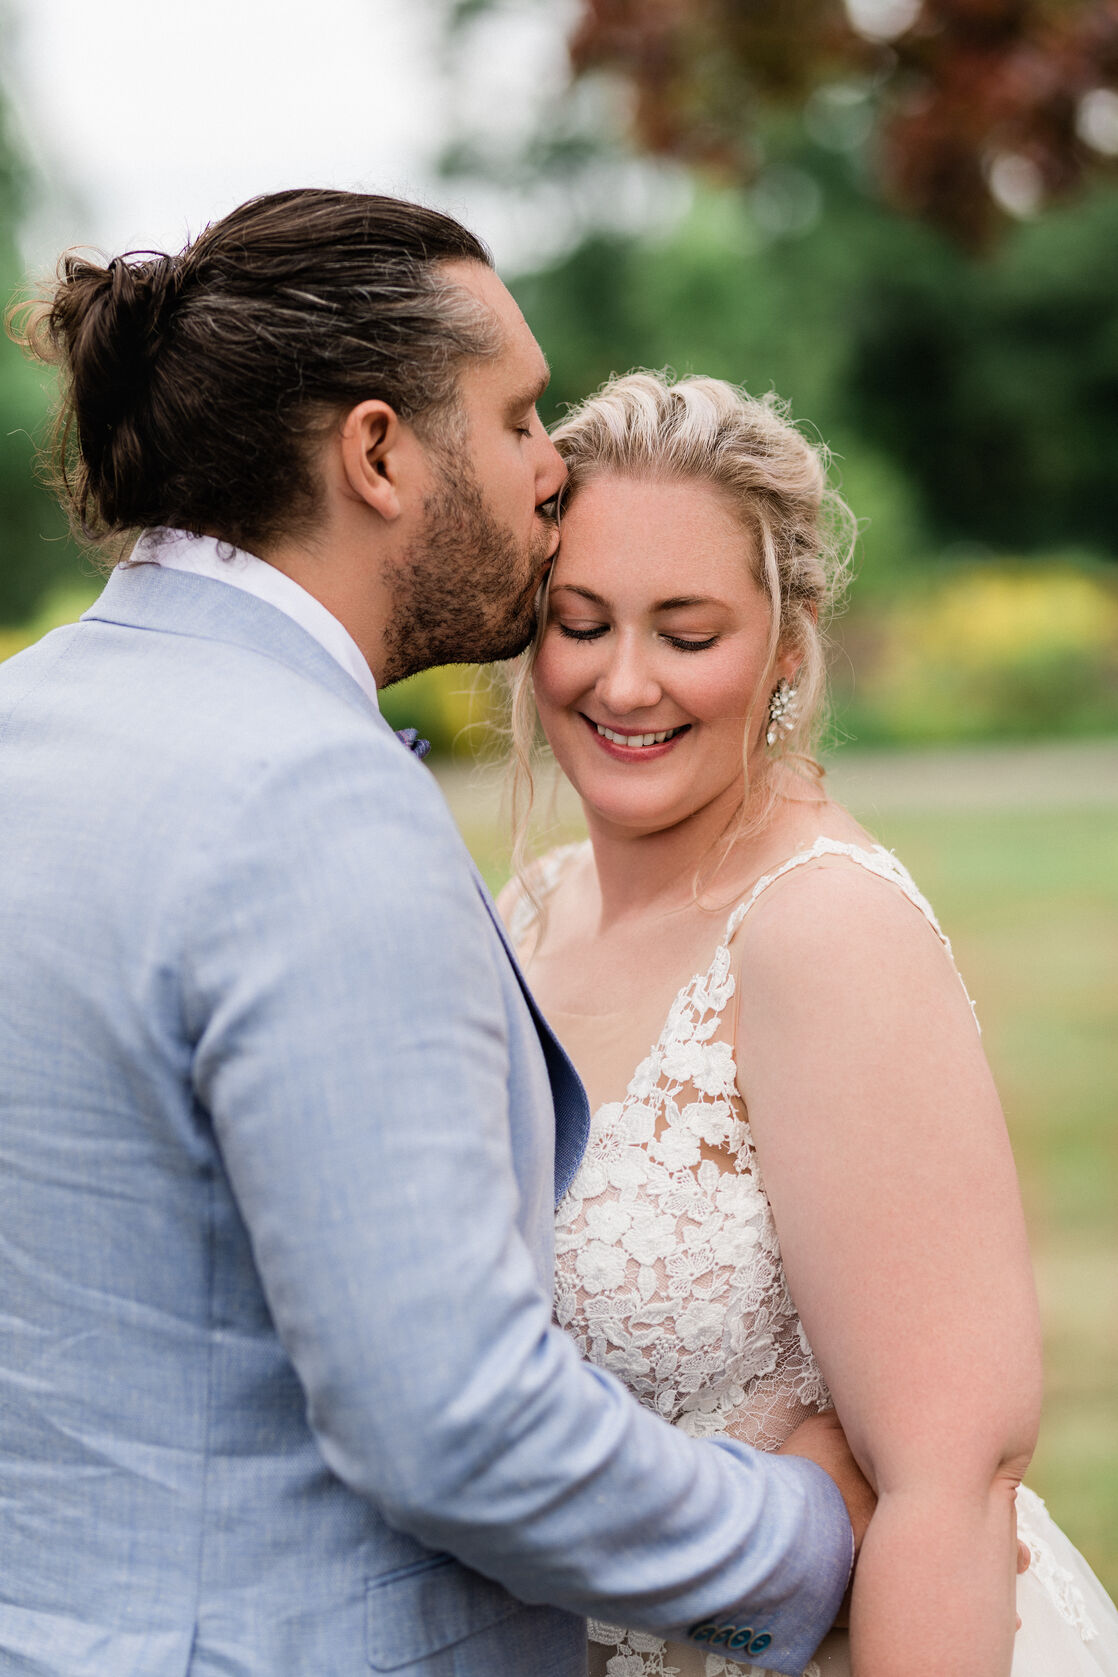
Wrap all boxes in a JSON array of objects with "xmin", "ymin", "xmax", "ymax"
[
  {"xmin": 662, "ymin": 633, "xmax": 718, "ymax": 652},
  {"xmin": 555, "ymin": 623, "xmax": 720, "ymax": 650}
]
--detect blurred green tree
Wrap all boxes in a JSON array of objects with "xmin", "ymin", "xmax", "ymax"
[
  {"xmin": 0, "ymin": 41, "xmax": 84, "ymax": 627},
  {"xmin": 513, "ymin": 127, "xmax": 1118, "ymax": 572}
]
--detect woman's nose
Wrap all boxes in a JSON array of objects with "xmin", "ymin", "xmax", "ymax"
[{"xmin": 595, "ymin": 639, "xmax": 662, "ymax": 716}]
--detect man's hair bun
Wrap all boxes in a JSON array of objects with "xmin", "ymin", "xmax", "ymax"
[
  {"xmin": 9, "ymin": 248, "xmax": 186, "ymax": 533},
  {"xmin": 55, "ymin": 252, "xmax": 182, "ymax": 505}
]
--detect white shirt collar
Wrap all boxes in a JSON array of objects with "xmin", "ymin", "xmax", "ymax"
[{"xmin": 130, "ymin": 528, "xmax": 379, "ymax": 709}]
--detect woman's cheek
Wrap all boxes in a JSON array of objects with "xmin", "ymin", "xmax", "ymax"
[{"xmin": 533, "ymin": 638, "xmax": 576, "ymax": 713}]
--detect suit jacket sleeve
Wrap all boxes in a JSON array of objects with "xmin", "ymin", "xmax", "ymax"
[{"xmin": 180, "ymin": 732, "xmax": 851, "ymax": 1675}]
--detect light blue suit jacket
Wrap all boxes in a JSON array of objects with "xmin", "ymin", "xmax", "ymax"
[{"xmin": 0, "ymin": 563, "xmax": 851, "ymax": 1676}]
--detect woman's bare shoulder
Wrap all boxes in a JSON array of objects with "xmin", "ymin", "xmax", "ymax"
[{"xmin": 736, "ymin": 843, "xmax": 960, "ymax": 1006}]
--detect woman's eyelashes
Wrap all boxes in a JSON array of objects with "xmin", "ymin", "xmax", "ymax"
[
  {"xmin": 662, "ymin": 634, "xmax": 718, "ymax": 652},
  {"xmin": 555, "ymin": 622, "xmax": 719, "ymax": 651}
]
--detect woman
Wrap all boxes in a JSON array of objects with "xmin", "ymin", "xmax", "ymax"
[{"xmin": 500, "ymin": 371, "xmax": 1118, "ymax": 1676}]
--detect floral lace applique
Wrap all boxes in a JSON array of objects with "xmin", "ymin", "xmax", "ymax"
[
  {"xmin": 552, "ymin": 847, "xmax": 869, "ymax": 1461},
  {"xmin": 587, "ymin": 1622, "xmax": 683, "ymax": 1675},
  {"xmin": 700, "ymin": 1658, "xmax": 820, "ymax": 1677}
]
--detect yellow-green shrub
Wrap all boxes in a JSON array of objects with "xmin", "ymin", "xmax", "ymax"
[{"xmin": 839, "ymin": 561, "xmax": 1118, "ymax": 744}]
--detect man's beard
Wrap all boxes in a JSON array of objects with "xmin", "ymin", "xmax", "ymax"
[{"xmin": 380, "ymin": 454, "xmax": 553, "ymax": 688}]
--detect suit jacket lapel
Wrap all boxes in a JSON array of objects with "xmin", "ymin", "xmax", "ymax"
[{"xmin": 469, "ymin": 869, "xmax": 591, "ymax": 1205}]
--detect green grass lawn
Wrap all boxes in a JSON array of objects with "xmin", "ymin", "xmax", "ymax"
[{"xmin": 438, "ymin": 763, "xmax": 1118, "ymax": 1597}]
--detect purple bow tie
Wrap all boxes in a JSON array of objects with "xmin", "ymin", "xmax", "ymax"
[{"xmin": 395, "ymin": 727, "xmax": 431, "ymax": 761}]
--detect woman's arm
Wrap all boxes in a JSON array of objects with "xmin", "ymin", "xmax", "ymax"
[{"xmin": 735, "ymin": 860, "xmax": 1042, "ymax": 1677}]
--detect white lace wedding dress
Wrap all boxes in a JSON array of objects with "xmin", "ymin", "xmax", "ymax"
[{"xmin": 511, "ymin": 837, "xmax": 1118, "ymax": 1677}]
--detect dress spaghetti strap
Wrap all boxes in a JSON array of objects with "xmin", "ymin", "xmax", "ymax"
[{"xmin": 720, "ymin": 836, "xmax": 980, "ymax": 1031}]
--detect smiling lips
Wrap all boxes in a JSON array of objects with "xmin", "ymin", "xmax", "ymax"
[{"xmin": 582, "ymin": 715, "xmax": 691, "ymax": 759}]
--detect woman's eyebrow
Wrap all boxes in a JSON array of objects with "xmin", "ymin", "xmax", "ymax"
[
  {"xmin": 653, "ymin": 595, "xmax": 722, "ymax": 611},
  {"xmin": 551, "ymin": 585, "xmax": 609, "ymax": 605},
  {"xmin": 552, "ymin": 587, "xmax": 728, "ymax": 610}
]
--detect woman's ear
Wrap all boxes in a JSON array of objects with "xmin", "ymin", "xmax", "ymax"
[
  {"xmin": 338, "ymin": 399, "xmax": 403, "ymax": 521},
  {"xmin": 776, "ymin": 639, "xmax": 803, "ymax": 687},
  {"xmin": 778, "ymin": 601, "xmax": 818, "ymax": 682}
]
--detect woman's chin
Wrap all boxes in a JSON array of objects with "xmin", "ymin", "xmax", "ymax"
[
  {"xmin": 571, "ymin": 781, "xmax": 701, "ymax": 837},
  {"xmin": 565, "ymin": 765, "xmax": 753, "ymax": 842}
]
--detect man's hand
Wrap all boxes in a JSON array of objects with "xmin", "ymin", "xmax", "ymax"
[
  {"xmin": 779, "ymin": 1408, "xmax": 875, "ymax": 1554},
  {"xmin": 779, "ymin": 1408, "xmax": 874, "ymax": 1629}
]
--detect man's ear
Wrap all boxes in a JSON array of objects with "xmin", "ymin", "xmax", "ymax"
[{"xmin": 339, "ymin": 399, "xmax": 405, "ymax": 521}]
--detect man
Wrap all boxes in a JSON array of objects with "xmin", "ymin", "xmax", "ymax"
[{"xmin": 0, "ymin": 189, "xmax": 869, "ymax": 1676}]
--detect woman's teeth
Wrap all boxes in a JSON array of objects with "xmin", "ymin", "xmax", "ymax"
[{"xmin": 596, "ymin": 724, "xmax": 686, "ymax": 748}]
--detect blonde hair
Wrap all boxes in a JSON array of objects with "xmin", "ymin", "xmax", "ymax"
[{"xmin": 506, "ymin": 370, "xmax": 857, "ymax": 890}]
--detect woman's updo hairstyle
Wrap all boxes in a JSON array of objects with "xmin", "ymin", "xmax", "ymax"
[
  {"xmin": 9, "ymin": 188, "xmax": 496, "ymax": 551},
  {"xmin": 506, "ymin": 371, "xmax": 856, "ymax": 890},
  {"xmin": 547, "ymin": 370, "xmax": 855, "ymax": 765}
]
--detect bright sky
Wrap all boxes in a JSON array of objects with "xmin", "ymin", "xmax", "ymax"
[{"xmin": 4, "ymin": 0, "xmax": 577, "ymax": 280}]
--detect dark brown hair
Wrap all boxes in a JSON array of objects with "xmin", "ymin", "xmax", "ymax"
[{"xmin": 8, "ymin": 188, "xmax": 496, "ymax": 550}]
